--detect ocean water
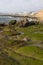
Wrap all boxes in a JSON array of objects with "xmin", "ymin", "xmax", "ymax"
[{"xmin": 0, "ymin": 16, "xmax": 21, "ymax": 23}]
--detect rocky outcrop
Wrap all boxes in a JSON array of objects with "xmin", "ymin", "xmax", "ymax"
[
  {"xmin": 19, "ymin": 18, "xmax": 29, "ymax": 27},
  {"xmin": 16, "ymin": 18, "xmax": 39, "ymax": 27},
  {"xmin": 34, "ymin": 10, "xmax": 43, "ymax": 23}
]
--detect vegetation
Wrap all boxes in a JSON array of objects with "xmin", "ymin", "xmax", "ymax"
[
  {"xmin": 16, "ymin": 46, "xmax": 43, "ymax": 60},
  {"xmin": 0, "ymin": 19, "xmax": 43, "ymax": 65}
]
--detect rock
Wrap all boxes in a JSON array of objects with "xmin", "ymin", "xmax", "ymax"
[
  {"xmin": 0, "ymin": 23, "xmax": 6, "ymax": 27},
  {"xmin": 16, "ymin": 18, "xmax": 29, "ymax": 27},
  {"xmin": 20, "ymin": 18, "xmax": 29, "ymax": 27},
  {"xmin": 16, "ymin": 18, "xmax": 39, "ymax": 27},
  {"xmin": 9, "ymin": 20, "xmax": 17, "ymax": 26},
  {"xmin": 35, "ymin": 10, "xmax": 43, "ymax": 23},
  {"xmin": 22, "ymin": 37, "xmax": 31, "ymax": 42}
]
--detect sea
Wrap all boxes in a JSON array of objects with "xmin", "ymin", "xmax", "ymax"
[{"xmin": 0, "ymin": 16, "xmax": 22, "ymax": 24}]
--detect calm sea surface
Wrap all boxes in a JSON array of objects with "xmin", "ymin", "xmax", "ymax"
[{"xmin": 0, "ymin": 16, "xmax": 21, "ymax": 23}]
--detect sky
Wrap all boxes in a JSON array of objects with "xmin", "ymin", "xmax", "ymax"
[{"xmin": 0, "ymin": 0, "xmax": 43, "ymax": 13}]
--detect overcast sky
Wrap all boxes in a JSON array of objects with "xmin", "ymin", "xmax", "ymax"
[{"xmin": 0, "ymin": 0, "xmax": 43, "ymax": 13}]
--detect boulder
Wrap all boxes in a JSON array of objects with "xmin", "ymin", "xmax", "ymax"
[
  {"xmin": 16, "ymin": 18, "xmax": 39, "ymax": 27},
  {"xmin": 9, "ymin": 20, "xmax": 17, "ymax": 26},
  {"xmin": 22, "ymin": 37, "xmax": 31, "ymax": 42},
  {"xmin": 17, "ymin": 18, "xmax": 29, "ymax": 27}
]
